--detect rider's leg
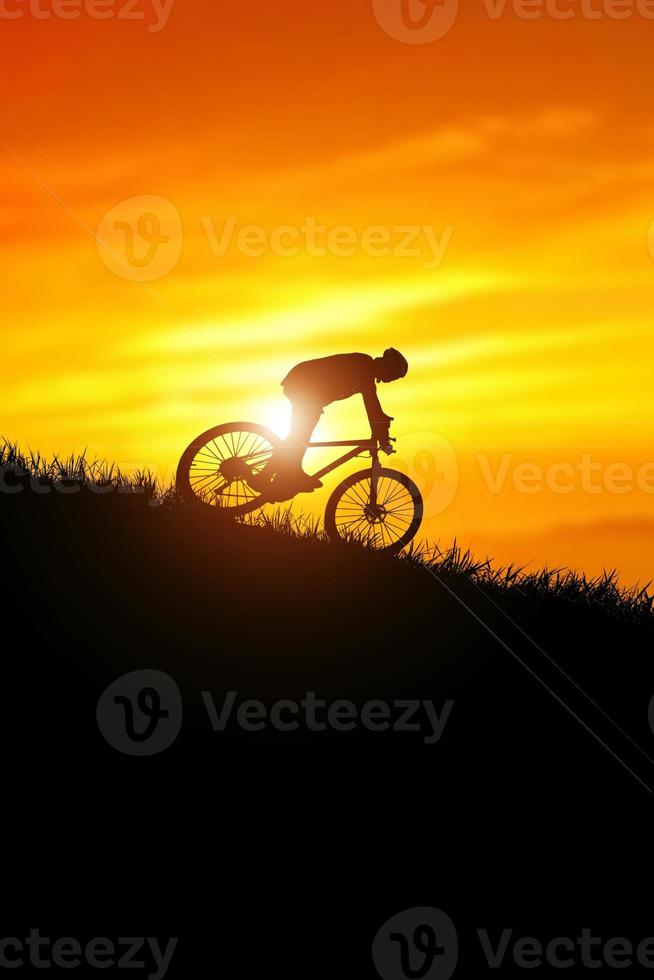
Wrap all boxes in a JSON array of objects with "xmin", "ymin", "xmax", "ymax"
[
  {"xmin": 249, "ymin": 396, "xmax": 323, "ymax": 491},
  {"xmin": 271, "ymin": 399, "xmax": 323, "ymax": 487},
  {"xmin": 280, "ymin": 400, "xmax": 323, "ymax": 471}
]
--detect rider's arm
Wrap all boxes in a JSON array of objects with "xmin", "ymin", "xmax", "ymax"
[
  {"xmin": 362, "ymin": 385, "xmax": 393, "ymax": 452},
  {"xmin": 361, "ymin": 383, "xmax": 392, "ymax": 427}
]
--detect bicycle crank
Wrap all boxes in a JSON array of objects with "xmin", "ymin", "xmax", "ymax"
[{"xmin": 363, "ymin": 503, "xmax": 387, "ymax": 524}]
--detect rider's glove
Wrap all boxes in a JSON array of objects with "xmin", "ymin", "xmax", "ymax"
[{"xmin": 371, "ymin": 420, "xmax": 393, "ymax": 454}]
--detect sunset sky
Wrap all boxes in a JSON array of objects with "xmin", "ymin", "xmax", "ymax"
[{"xmin": 3, "ymin": 0, "xmax": 654, "ymax": 584}]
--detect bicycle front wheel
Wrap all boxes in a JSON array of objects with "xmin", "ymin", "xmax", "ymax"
[
  {"xmin": 176, "ymin": 421, "xmax": 281, "ymax": 516},
  {"xmin": 324, "ymin": 468, "xmax": 423, "ymax": 555}
]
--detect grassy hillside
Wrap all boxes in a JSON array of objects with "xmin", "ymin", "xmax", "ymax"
[
  {"xmin": 2, "ymin": 441, "xmax": 653, "ymax": 803},
  {"xmin": 3, "ymin": 442, "xmax": 654, "ymax": 971}
]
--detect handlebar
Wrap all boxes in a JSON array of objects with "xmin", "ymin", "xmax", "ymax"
[{"xmin": 376, "ymin": 434, "xmax": 396, "ymax": 455}]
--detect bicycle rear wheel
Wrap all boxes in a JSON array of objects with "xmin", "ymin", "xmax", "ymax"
[
  {"xmin": 176, "ymin": 422, "xmax": 280, "ymax": 516},
  {"xmin": 324, "ymin": 467, "xmax": 423, "ymax": 555}
]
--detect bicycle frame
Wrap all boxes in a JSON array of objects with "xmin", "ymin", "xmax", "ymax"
[
  {"xmin": 301, "ymin": 439, "xmax": 383, "ymax": 506},
  {"xmin": 177, "ymin": 422, "xmax": 421, "ymax": 554}
]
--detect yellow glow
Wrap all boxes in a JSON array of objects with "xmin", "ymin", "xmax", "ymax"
[{"xmin": 4, "ymin": 9, "xmax": 654, "ymax": 585}]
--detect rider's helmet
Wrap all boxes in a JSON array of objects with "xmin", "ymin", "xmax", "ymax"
[{"xmin": 381, "ymin": 347, "xmax": 408, "ymax": 380}]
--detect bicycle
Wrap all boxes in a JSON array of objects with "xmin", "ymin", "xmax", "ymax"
[{"xmin": 176, "ymin": 421, "xmax": 424, "ymax": 555}]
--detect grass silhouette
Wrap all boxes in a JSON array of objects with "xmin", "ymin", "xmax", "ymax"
[
  {"xmin": 2, "ymin": 439, "xmax": 651, "ymax": 624},
  {"xmin": 3, "ymin": 439, "xmax": 654, "ymax": 808}
]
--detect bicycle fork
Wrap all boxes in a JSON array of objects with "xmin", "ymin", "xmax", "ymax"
[{"xmin": 369, "ymin": 451, "xmax": 382, "ymax": 510}]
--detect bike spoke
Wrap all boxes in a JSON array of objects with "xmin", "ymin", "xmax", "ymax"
[
  {"xmin": 380, "ymin": 517, "xmax": 404, "ymax": 537},
  {"xmin": 332, "ymin": 472, "xmax": 418, "ymax": 552},
  {"xmin": 385, "ymin": 492, "xmax": 413, "ymax": 511},
  {"xmin": 380, "ymin": 481, "xmax": 409, "ymax": 507},
  {"xmin": 234, "ymin": 430, "xmax": 249, "ymax": 459},
  {"xmin": 191, "ymin": 469, "xmax": 224, "ymax": 489},
  {"xmin": 348, "ymin": 481, "xmax": 371, "ymax": 508},
  {"xmin": 241, "ymin": 431, "xmax": 260, "ymax": 460},
  {"xmin": 185, "ymin": 427, "xmax": 276, "ymax": 509},
  {"xmin": 212, "ymin": 439, "xmax": 229, "ymax": 461},
  {"xmin": 386, "ymin": 503, "xmax": 414, "ymax": 518},
  {"xmin": 235, "ymin": 428, "xmax": 251, "ymax": 457},
  {"xmin": 198, "ymin": 444, "xmax": 221, "ymax": 462}
]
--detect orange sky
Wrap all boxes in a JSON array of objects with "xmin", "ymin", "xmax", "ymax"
[{"xmin": 3, "ymin": 0, "xmax": 654, "ymax": 585}]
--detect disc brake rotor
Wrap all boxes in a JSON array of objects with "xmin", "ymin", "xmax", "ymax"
[
  {"xmin": 218, "ymin": 457, "xmax": 252, "ymax": 484},
  {"xmin": 364, "ymin": 504, "xmax": 387, "ymax": 524}
]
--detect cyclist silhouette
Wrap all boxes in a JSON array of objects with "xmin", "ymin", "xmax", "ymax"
[{"xmin": 250, "ymin": 348, "xmax": 408, "ymax": 496}]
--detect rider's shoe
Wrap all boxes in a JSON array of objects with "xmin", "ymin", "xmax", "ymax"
[
  {"xmin": 248, "ymin": 470, "xmax": 273, "ymax": 493},
  {"xmin": 269, "ymin": 470, "xmax": 323, "ymax": 499},
  {"xmin": 295, "ymin": 472, "xmax": 323, "ymax": 491}
]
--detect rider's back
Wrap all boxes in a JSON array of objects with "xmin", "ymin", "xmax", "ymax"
[{"xmin": 282, "ymin": 353, "xmax": 375, "ymax": 406}]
